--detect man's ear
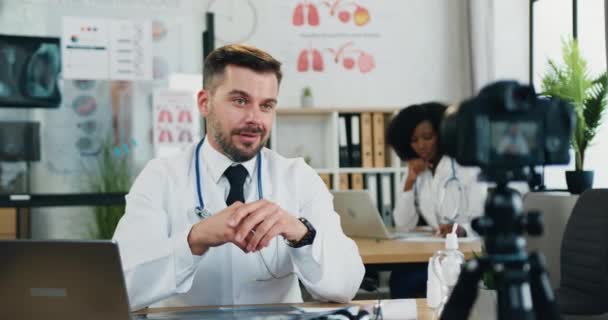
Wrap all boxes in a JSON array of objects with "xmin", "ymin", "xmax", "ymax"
[{"xmin": 197, "ymin": 89, "xmax": 210, "ymax": 117}]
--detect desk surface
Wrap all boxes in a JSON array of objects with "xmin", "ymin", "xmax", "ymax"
[
  {"xmin": 354, "ymin": 237, "xmax": 482, "ymax": 264},
  {"xmin": 140, "ymin": 299, "xmax": 433, "ymax": 320}
]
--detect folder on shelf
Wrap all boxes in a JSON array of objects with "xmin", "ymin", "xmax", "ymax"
[
  {"xmin": 319, "ymin": 173, "xmax": 332, "ymax": 190},
  {"xmin": 364, "ymin": 173, "xmax": 379, "ymax": 213},
  {"xmin": 350, "ymin": 173, "xmax": 364, "ymax": 190},
  {"xmin": 372, "ymin": 112, "xmax": 386, "ymax": 167},
  {"xmin": 360, "ymin": 112, "xmax": 374, "ymax": 168},
  {"xmin": 349, "ymin": 114, "xmax": 362, "ymax": 167},
  {"xmin": 338, "ymin": 115, "xmax": 350, "ymax": 167},
  {"xmin": 339, "ymin": 173, "xmax": 350, "ymax": 190},
  {"xmin": 379, "ymin": 173, "xmax": 394, "ymax": 227}
]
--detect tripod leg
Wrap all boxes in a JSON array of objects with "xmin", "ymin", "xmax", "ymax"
[
  {"xmin": 528, "ymin": 252, "xmax": 563, "ymax": 320},
  {"xmin": 440, "ymin": 257, "xmax": 486, "ymax": 320},
  {"xmin": 497, "ymin": 265, "xmax": 535, "ymax": 320}
]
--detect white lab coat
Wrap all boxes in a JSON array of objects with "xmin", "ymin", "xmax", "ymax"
[
  {"xmin": 393, "ymin": 156, "xmax": 487, "ymax": 235},
  {"xmin": 113, "ymin": 138, "xmax": 364, "ymax": 310}
]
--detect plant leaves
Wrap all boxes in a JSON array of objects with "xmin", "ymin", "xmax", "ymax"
[
  {"xmin": 88, "ymin": 139, "xmax": 132, "ymax": 239},
  {"xmin": 539, "ymin": 37, "xmax": 604, "ymax": 170},
  {"xmin": 582, "ymin": 72, "xmax": 608, "ymax": 151}
]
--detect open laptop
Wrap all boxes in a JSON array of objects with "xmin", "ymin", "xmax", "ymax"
[
  {"xmin": 332, "ymin": 190, "xmax": 434, "ymax": 239},
  {"xmin": 0, "ymin": 240, "xmax": 131, "ymax": 320}
]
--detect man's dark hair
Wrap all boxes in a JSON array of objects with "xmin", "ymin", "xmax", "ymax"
[
  {"xmin": 386, "ymin": 102, "xmax": 447, "ymax": 161},
  {"xmin": 203, "ymin": 44, "xmax": 282, "ymax": 91}
]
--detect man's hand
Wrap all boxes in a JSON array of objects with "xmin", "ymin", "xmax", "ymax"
[
  {"xmin": 229, "ymin": 199, "xmax": 308, "ymax": 252},
  {"xmin": 187, "ymin": 202, "xmax": 249, "ymax": 255},
  {"xmin": 436, "ymin": 224, "xmax": 467, "ymax": 237},
  {"xmin": 404, "ymin": 158, "xmax": 432, "ymax": 191}
]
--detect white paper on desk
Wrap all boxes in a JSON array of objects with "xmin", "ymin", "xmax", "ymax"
[
  {"xmin": 380, "ymin": 299, "xmax": 417, "ymax": 320},
  {"xmin": 397, "ymin": 234, "xmax": 480, "ymax": 243},
  {"xmin": 296, "ymin": 305, "xmax": 357, "ymax": 314}
]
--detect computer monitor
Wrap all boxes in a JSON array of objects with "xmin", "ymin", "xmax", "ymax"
[{"xmin": 0, "ymin": 34, "xmax": 61, "ymax": 108}]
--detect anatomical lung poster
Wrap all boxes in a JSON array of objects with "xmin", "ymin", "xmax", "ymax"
[
  {"xmin": 243, "ymin": 0, "xmax": 412, "ymax": 107},
  {"xmin": 152, "ymin": 89, "xmax": 200, "ymax": 158}
]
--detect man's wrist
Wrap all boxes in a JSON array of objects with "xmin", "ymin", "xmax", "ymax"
[
  {"xmin": 188, "ymin": 223, "xmax": 209, "ymax": 255},
  {"xmin": 287, "ymin": 219, "xmax": 309, "ymax": 242},
  {"xmin": 287, "ymin": 217, "xmax": 316, "ymax": 248}
]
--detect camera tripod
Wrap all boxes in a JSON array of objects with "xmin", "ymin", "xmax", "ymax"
[{"xmin": 440, "ymin": 181, "xmax": 562, "ymax": 320}]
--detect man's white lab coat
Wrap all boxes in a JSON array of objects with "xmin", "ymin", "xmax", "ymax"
[{"xmin": 113, "ymin": 139, "xmax": 364, "ymax": 310}]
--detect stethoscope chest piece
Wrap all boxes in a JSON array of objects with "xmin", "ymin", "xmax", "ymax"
[{"xmin": 195, "ymin": 206, "xmax": 213, "ymax": 219}]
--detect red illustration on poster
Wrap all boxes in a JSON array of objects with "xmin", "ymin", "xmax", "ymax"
[
  {"xmin": 292, "ymin": 2, "xmax": 320, "ymax": 26},
  {"xmin": 324, "ymin": 0, "xmax": 370, "ymax": 26},
  {"xmin": 328, "ymin": 42, "xmax": 375, "ymax": 73},
  {"xmin": 152, "ymin": 89, "xmax": 200, "ymax": 157},
  {"xmin": 292, "ymin": 1, "xmax": 370, "ymax": 27},
  {"xmin": 297, "ymin": 48, "xmax": 324, "ymax": 72}
]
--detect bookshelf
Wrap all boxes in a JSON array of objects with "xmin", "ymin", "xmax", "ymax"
[{"xmin": 270, "ymin": 107, "xmax": 406, "ymax": 223}]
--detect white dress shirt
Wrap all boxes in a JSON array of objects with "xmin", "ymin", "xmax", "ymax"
[
  {"xmin": 393, "ymin": 156, "xmax": 487, "ymax": 235},
  {"xmin": 113, "ymin": 138, "xmax": 364, "ymax": 310}
]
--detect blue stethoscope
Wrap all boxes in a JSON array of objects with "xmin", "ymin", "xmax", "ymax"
[
  {"xmin": 193, "ymin": 139, "xmax": 292, "ymax": 281},
  {"xmin": 194, "ymin": 138, "xmax": 263, "ymax": 218},
  {"xmin": 413, "ymin": 158, "xmax": 466, "ymax": 224}
]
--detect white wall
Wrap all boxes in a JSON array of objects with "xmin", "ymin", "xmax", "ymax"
[
  {"xmin": 0, "ymin": 0, "xmax": 533, "ymax": 238},
  {"xmin": 578, "ymin": 0, "xmax": 608, "ymax": 189},
  {"xmin": 494, "ymin": 0, "xmax": 530, "ymax": 84}
]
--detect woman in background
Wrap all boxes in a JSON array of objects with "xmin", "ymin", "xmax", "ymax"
[{"xmin": 386, "ymin": 102, "xmax": 487, "ymax": 298}]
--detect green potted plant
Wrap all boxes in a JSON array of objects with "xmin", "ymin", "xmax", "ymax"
[
  {"xmin": 541, "ymin": 38, "xmax": 608, "ymax": 194},
  {"xmin": 88, "ymin": 140, "xmax": 132, "ymax": 239},
  {"xmin": 301, "ymin": 86, "xmax": 313, "ymax": 108}
]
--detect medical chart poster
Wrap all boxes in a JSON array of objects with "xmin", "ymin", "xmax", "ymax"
[
  {"xmin": 62, "ymin": 17, "xmax": 110, "ymax": 80},
  {"xmin": 109, "ymin": 20, "xmax": 153, "ymax": 81},
  {"xmin": 152, "ymin": 89, "xmax": 200, "ymax": 158},
  {"xmin": 62, "ymin": 17, "xmax": 152, "ymax": 81}
]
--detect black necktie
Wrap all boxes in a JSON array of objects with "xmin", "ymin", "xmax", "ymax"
[{"xmin": 224, "ymin": 164, "xmax": 248, "ymax": 205}]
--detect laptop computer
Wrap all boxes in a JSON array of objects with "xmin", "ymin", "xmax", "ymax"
[
  {"xmin": 0, "ymin": 240, "xmax": 131, "ymax": 320},
  {"xmin": 332, "ymin": 190, "xmax": 434, "ymax": 239}
]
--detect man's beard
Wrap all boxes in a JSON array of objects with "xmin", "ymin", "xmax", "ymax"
[{"xmin": 209, "ymin": 116, "xmax": 267, "ymax": 162}]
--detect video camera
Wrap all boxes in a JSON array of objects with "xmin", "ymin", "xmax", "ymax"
[
  {"xmin": 441, "ymin": 81, "xmax": 575, "ymax": 175},
  {"xmin": 438, "ymin": 81, "xmax": 574, "ymax": 319}
]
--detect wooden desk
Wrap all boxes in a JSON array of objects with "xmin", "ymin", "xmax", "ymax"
[
  {"xmin": 355, "ymin": 237, "xmax": 482, "ymax": 265},
  {"xmin": 139, "ymin": 299, "xmax": 433, "ymax": 320}
]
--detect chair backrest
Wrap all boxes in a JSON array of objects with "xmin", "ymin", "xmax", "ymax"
[
  {"xmin": 523, "ymin": 192, "xmax": 579, "ymax": 289},
  {"xmin": 558, "ymin": 189, "xmax": 608, "ymax": 314}
]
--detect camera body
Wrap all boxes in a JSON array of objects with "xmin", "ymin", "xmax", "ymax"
[{"xmin": 441, "ymin": 81, "xmax": 574, "ymax": 170}]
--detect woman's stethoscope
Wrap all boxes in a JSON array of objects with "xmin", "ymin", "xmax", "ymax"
[
  {"xmin": 413, "ymin": 158, "xmax": 468, "ymax": 226},
  {"xmin": 194, "ymin": 139, "xmax": 295, "ymax": 281}
]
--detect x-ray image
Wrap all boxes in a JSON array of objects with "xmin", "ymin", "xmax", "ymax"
[{"xmin": 0, "ymin": 35, "xmax": 61, "ymax": 108}]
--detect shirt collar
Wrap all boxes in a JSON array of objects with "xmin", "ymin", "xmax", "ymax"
[{"xmin": 201, "ymin": 136, "xmax": 258, "ymax": 184}]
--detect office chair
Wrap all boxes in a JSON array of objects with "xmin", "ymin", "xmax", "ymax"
[{"xmin": 556, "ymin": 189, "xmax": 608, "ymax": 319}]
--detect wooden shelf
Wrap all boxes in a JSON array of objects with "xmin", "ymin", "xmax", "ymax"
[{"xmin": 276, "ymin": 107, "xmax": 400, "ymax": 115}]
